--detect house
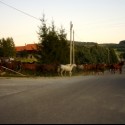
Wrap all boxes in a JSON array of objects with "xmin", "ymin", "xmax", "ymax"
[
  {"xmin": 16, "ymin": 43, "xmax": 38, "ymax": 53},
  {"xmin": 15, "ymin": 43, "xmax": 38, "ymax": 63}
]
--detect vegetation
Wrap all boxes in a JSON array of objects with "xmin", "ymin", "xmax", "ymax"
[
  {"xmin": 101, "ymin": 40, "xmax": 125, "ymax": 60},
  {"xmin": 0, "ymin": 37, "xmax": 16, "ymax": 58},
  {"xmin": 119, "ymin": 40, "xmax": 125, "ymax": 45},
  {"xmin": 37, "ymin": 15, "xmax": 69, "ymax": 64},
  {"xmin": 37, "ymin": 15, "xmax": 119, "ymax": 65},
  {"xmin": 75, "ymin": 43, "xmax": 118, "ymax": 64},
  {"xmin": 15, "ymin": 57, "xmax": 38, "ymax": 63}
]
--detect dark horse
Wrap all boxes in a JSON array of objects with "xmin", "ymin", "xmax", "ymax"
[{"xmin": 110, "ymin": 61, "xmax": 124, "ymax": 74}]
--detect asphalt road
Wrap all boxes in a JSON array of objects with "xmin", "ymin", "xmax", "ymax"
[{"xmin": 0, "ymin": 73, "xmax": 125, "ymax": 124}]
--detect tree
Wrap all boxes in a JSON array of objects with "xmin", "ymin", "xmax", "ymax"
[
  {"xmin": 0, "ymin": 39, "xmax": 3, "ymax": 57},
  {"xmin": 108, "ymin": 48, "xmax": 118, "ymax": 64},
  {"xmin": 57, "ymin": 26, "xmax": 69, "ymax": 63},
  {"xmin": 119, "ymin": 40, "xmax": 125, "ymax": 45},
  {"xmin": 75, "ymin": 43, "xmax": 118, "ymax": 64},
  {"xmin": 0, "ymin": 37, "xmax": 16, "ymax": 58},
  {"xmin": 37, "ymin": 15, "xmax": 69, "ymax": 64},
  {"xmin": 75, "ymin": 46, "xmax": 94, "ymax": 64},
  {"xmin": 123, "ymin": 53, "xmax": 125, "ymax": 60}
]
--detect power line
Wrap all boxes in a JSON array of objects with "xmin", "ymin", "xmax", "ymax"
[
  {"xmin": 0, "ymin": 0, "xmax": 40, "ymax": 21},
  {"xmin": 0, "ymin": 0, "xmax": 72, "ymax": 39}
]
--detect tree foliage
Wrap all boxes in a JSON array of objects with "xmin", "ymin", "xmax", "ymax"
[
  {"xmin": 0, "ymin": 37, "xmax": 16, "ymax": 58},
  {"xmin": 37, "ymin": 14, "xmax": 119, "ymax": 65},
  {"xmin": 119, "ymin": 40, "xmax": 125, "ymax": 45},
  {"xmin": 38, "ymin": 15, "xmax": 69, "ymax": 64},
  {"xmin": 75, "ymin": 44, "xmax": 118, "ymax": 64},
  {"xmin": 123, "ymin": 53, "xmax": 125, "ymax": 59}
]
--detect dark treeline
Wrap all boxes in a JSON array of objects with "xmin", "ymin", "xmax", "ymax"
[
  {"xmin": 101, "ymin": 40, "xmax": 125, "ymax": 60},
  {"xmin": 75, "ymin": 43, "xmax": 118, "ymax": 64}
]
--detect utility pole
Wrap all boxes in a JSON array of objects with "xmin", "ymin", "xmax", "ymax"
[
  {"xmin": 70, "ymin": 21, "xmax": 73, "ymax": 64},
  {"xmin": 73, "ymin": 30, "xmax": 75, "ymax": 64}
]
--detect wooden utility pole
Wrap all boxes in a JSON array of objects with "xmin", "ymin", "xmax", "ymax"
[
  {"xmin": 73, "ymin": 30, "xmax": 75, "ymax": 64},
  {"xmin": 70, "ymin": 21, "xmax": 73, "ymax": 64}
]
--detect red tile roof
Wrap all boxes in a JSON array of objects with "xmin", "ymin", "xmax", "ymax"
[{"xmin": 16, "ymin": 44, "xmax": 37, "ymax": 52}]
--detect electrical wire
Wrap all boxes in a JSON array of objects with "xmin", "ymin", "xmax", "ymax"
[
  {"xmin": 1, "ymin": 0, "xmax": 124, "ymax": 43},
  {"xmin": 0, "ymin": 0, "xmax": 40, "ymax": 21}
]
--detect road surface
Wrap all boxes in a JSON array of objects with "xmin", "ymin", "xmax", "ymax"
[{"xmin": 0, "ymin": 73, "xmax": 125, "ymax": 124}]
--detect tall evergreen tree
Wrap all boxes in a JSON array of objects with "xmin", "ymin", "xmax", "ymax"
[{"xmin": 38, "ymin": 15, "xmax": 69, "ymax": 64}]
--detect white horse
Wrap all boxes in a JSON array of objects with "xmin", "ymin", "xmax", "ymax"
[{"xmin": 58, "ymin": 64, "xmax": 76, "ymax": 77}]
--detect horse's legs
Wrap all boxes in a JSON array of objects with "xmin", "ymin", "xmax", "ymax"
[
  {"xmin": 119, "ymin": 68, "xmax": 122, "ymax": 74},
  {"xmin": 57, "ymin": 66, "xmax": 61, "ymax": 76},
  {"xmin": 61, "ymin": 70, "xmax": 64, "ymax": 77},
  {"xmin": 69, "ymin": 71, "xmax": 72, "ymax": 77},
  {"xmin": 111, "ymin": 68, "xmax": 115, "ymax": 74}
]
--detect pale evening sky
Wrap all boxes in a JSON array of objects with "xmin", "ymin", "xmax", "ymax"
[{"xmin": 0, "ymin": 0, "xmax": 125, "ymax": 46}]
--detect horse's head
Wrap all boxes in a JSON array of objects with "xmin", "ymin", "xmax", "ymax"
[{"xmin": 72, "ymin": 64, "xmax": 77, "ymax": 67}]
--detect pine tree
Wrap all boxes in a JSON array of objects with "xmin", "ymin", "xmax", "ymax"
[{"xmin": 37, "ymin": 15, "xmax": 69, "ymax": 64}]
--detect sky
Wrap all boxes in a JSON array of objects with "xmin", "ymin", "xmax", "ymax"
[{"xmin": 0, "ymin": 0, "xmax": 125, "ymax": 46}]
